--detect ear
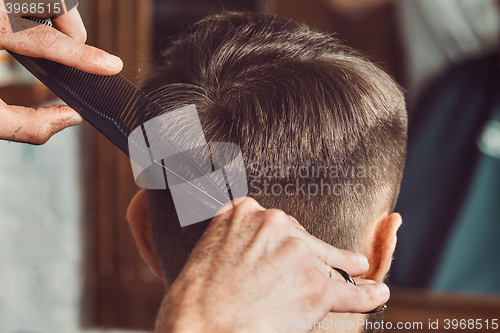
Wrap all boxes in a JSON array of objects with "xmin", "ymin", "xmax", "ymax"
[
  {"xmin": 361, "ymin": 212, "xmax": 402, "ymax": 283},
  {"xmin": 127, "ymin": 189, "xmax": 163, "ymax": 278}
]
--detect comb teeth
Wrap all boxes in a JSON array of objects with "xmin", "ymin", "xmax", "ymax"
[
  {"xmin": 21, "ymin": 16, "xmax": 53, "ymax": 27},
  {"xmin": 31, "ymin": 57, "xmax": 163, "ymax": 134}
]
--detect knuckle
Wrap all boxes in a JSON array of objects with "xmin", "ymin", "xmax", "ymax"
[
  {"xmin": 284, "ymin": 237, "xmax": 309, "ymax": 254},
  {"xmin": 29, "ymin": 127, "xmax": 50, "ymax": 145},
  {"xmin": 339, "ymin": 254, "xmax": 356, "ymax": 272},
  {"xmin": 263, "ymin": 209, "xmax": 288, "ymax": 224},
  {"xmin": 29, "ymin": 110, "xmax": 55, "ymax": 145},
  {"xmin": 260, "ymin": 209, "xmax": 289, "ymax": 233},
  {"xmin": 221, "ymin": 197, "xmax": 261, "ymax": 225},
  {"xmin": 236, "ymin": 197, "xmax": 260, "ymax": 210},
  {"xmin": 79, "ymin": 47, "xmax": 96, "ymax": 65},
  {"xmin": 41, "ymin": 29, "xmax": 59, "ymax": 50}
]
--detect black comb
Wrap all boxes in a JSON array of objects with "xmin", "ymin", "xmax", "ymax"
[
  {"xmin": 8, "ymin": 49, "xmax": 235, "ymax": 212},
  {"xmin": 7, "ymin": 50, "xmax": 157, "ymax": 156}
]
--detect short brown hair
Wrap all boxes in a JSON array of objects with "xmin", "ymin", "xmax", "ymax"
[{"xmin": 141, "ymin": 11, "xmax": 407, "ymax": 284}]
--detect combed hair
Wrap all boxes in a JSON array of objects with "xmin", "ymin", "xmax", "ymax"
[{"xmin": 141, "ymin": 11, "xmax": 407, "ymax": 284}]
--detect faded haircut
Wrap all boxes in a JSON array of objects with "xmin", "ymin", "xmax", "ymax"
[{"xmin": 140, "ymin": 11, "xmax": 407, "ymax": 284}]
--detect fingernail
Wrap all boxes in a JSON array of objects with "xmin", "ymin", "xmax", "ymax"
[
  {"xmin": 105, "ymin": 53, "xmax": 123, "ymax": 71},
  {"xmin": 377, "ymin": 283, "xmax": 390, "ymax": 299},
  {"xmin": 364, "ymin": 279, "xmax": 377, "ymax": 284},
  {"xmin": 356, "ymin": 253, "xmax": 369, "ymax": 270},
  {"xmin": 66, "ymin": 115, "xmax": 84, "ymax": 127}
]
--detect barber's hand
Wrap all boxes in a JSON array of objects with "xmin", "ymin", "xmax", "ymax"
[
  {"xmin": 0, "ymin": 0, "xmax": 123, "ymax": 144},
  {"xmin": 157, "ymin": 197, "xmax": 390, "ymax": 333}
]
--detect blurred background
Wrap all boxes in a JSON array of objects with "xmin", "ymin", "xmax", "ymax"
[{"xmin": 1, "ymin": 0, "xmax": 500, "ymax": 332}]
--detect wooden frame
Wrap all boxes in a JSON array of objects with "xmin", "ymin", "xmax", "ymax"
[{"xmin": 81, "ymin": 0, "xmax": 164, "ymax": 330}]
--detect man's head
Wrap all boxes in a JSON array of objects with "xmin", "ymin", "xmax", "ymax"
[{"xmin": 127, "ymin": 11, "xmax": 407, "ymax": 287}]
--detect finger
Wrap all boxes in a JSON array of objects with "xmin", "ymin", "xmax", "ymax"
[
  {"xmin": 326, "ymin": 281, "xmax": 390, "ymax": 313},
  {"xmin": 0, "ymin": 103, "xmax": 83, "ymax": 144},
  {"xmin": 312, "ymin": 256, "xmax": 346, "ymax": 283},
  {"xmin": 287, "ymin": 226, "xmax": 369, "ymax": 276},
  {"xmin": 2, "ymin": 19, "xmax": 122, "ymax": 75},
  {"xmin": 51, "ymin": 5, "xmax": 86, "ymax": 43},
  {"xmin": 214, "ymin": 196, "xmax": 256, "ymax": 217}
]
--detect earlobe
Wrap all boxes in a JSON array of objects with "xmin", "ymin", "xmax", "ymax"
[
  {"xmin": 127, "ymin": 189, "xmax": 164, "ymax": 278},
  {"xmin": 362, "ymin": 212, "xmax": 402, "ymax": 283}
]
